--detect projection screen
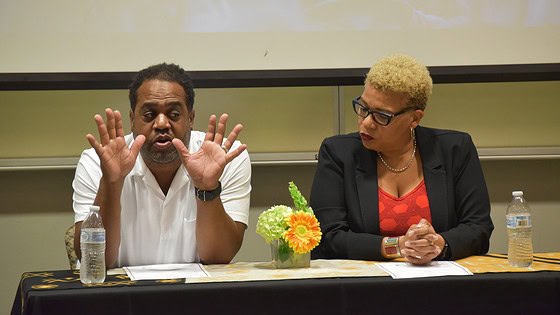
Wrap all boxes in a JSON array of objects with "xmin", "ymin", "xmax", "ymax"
[{"xmin": 1, "ymin": 0, "xmax": 559, "ymax": 73}]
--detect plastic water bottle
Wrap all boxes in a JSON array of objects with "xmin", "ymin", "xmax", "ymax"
[
  {"xmin": 80, "ymin": 205, "xmax": 106, "ymax": 283},
  {"xmin": 506, "ymin": 191, "xmax": 533, "ymax": 267}
]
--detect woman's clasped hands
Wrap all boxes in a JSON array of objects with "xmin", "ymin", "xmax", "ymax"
[{"xmin": 399, "ymin": 219, "xmax": 444, "ymax": 265}]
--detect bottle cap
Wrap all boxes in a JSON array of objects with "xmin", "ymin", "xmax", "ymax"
[
  {"xmin": 512, "ymin": 191, "xmax": 524, "ymax": 197},
  {"xmin": 90, "ymin": 205, "xmax": 100, "ymax": 211}
]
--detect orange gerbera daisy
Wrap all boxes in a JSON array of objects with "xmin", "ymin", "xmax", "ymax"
[{"xmin": 283, "ymin": 210, "xmax": 322, "ymax": 254}]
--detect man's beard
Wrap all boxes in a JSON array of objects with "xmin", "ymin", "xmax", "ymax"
[{"xmin": 134, "ymin": 131, "xmax": 189, "ymax": 165}]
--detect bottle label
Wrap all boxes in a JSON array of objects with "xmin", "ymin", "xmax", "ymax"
[
  {"xmin": 506, "ymin": 215, "xmax": 531, "ymax": 228},
  {"xmin": 81, "ymin": 230, "xmax": 106, "ymax": 243}
]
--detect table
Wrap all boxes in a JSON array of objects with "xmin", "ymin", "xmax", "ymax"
[{"xmin": 12, "ymin": 254, "xmax": 560, "ymax": 315}]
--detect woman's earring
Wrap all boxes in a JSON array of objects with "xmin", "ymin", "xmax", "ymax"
[{"xmin": 410, "ymin": 128, "xmax": 415, "ymax": 139}]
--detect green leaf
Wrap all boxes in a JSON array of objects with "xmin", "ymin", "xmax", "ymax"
[{"xmin": 277, "ymin": 241, "xmax": 292, "ymax": 263}]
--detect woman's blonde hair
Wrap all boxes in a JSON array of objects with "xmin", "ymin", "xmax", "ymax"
[{"xmin": 365, "ymin": 54, "xmax": 433, "ymax": 110}]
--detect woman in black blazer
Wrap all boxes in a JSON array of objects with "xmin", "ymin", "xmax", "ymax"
[{"xmin": 310, "ymin": 55, "xmax": 493, "ymax": 264}]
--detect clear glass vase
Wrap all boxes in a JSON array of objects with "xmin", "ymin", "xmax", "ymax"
[{"xmin": 270, "ymin": 239, "xmax": 310, "ymax": 268}]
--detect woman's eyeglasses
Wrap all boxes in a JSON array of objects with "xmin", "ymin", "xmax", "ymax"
[{"xmin": 352, "ymin": 96, "xmax": 415, "ymax": 126}]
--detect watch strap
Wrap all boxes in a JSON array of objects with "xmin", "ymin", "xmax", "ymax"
[{"xmin": 194, "ymin": 181, "xmax": 222, "ymax": 201}]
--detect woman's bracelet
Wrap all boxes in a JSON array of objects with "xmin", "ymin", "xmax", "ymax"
[{"xmin": 384, "ymin": 236, "xmax": 402, "ymax": 259}]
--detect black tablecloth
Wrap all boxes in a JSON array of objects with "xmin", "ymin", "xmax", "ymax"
[{"xmin": 12, "ymin": 269, "xmax": 560, "ymax": 315}]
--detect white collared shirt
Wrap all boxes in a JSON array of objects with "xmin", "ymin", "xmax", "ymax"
[{"xmin": 72, "ymin": 131, "xmax": 251, "ymax": 267}]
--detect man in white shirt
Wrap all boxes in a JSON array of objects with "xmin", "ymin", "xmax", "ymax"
[{"xmin": 72, "ymin": 63, "xmax": 251, "ymax": 267}]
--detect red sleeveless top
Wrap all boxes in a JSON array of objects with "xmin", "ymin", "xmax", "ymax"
[{"xmin": 378, "ymin": 179, "xmax": 432, "ymax": 237}]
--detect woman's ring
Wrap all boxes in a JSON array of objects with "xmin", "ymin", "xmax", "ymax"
[{"xmin": 221, "ymin": 144, "xmax": 228, "ymax": 153}]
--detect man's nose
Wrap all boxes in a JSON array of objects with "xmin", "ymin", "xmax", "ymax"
[{"xmin": 154, "ymin": 113, "xmax": 170, "ymax": 130}]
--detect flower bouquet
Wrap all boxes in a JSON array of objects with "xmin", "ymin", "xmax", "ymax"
[{"xmin": 256, "ymin": 182, "xmax": 322, "ymax": 268}]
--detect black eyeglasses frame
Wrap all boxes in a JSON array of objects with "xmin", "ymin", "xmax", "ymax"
[{"xmin": 352, "ymin": 96, "xmax": 415, "ymax": 126}]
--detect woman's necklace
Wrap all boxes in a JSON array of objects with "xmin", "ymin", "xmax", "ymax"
[{"xmin": 377, "ymin": 135, "xmax": 416, "ymax": 173}]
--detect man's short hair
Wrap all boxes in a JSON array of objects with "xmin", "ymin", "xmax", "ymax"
[
  {"xmin": 365, "ymin": 54, "xmax": 433, "ymax": 111},
  {"xmin": 129, "ymin": 63, "xmax": 195, "ymax": 112}
]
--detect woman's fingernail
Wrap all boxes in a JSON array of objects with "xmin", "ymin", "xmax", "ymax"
[{"xmin": 405, "ymin": 242, "xmax": 410, "ymax": 247}]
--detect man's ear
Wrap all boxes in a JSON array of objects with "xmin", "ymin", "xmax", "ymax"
[
  {"xmin": 129, "ymin": 108, "xmax": 134, "ymax": 132},
  {"xmin": 189, "ymin": 110, "xmax": 195, "ymax": 130}
]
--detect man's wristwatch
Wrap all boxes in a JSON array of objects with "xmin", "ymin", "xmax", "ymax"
[{"xmin": 194, "ymin": 181, "xmax": 222, "ymax": 201}]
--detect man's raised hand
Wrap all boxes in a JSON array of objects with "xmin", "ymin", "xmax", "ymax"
[
  {"xmin": 86, "ymin": 108, "xmax": 145, "ymax": 183},
  {"xmin": 172, "ymin": 114, "xmax": 247, "ymax": 190}
]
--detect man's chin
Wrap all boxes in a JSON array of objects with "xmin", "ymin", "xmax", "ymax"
[{"xmin": 141, "ymin": 149, "xmax": 180, "ymax": 165}]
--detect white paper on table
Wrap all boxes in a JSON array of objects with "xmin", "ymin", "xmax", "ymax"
[
  {"xmin": 107, "ymin": 268, "xmax": 126, "ymax": 275},
  {"xmin": 123, "ymin": 263, "xmax": 211, "ymax": 281},
  {"xmin": 375, "ymin": 261, "xmax": 473, "ymax": 279}
]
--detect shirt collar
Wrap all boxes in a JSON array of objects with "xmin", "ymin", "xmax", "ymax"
[{"xmin": 130, "ymin": 153, "xmax": 149, "ymax": 177}]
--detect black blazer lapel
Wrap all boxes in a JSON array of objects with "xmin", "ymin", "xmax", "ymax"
[
  {"xmin": 356, "ymin": 146, "xmax": 380, "ymax": 234},
  {"xmin": 417, "ymin": 126, "xmax": 448, "ymax": 232}
]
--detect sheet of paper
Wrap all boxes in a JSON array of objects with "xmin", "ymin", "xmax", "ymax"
[
  {"xmin": 107, "ymin": 268, "xmax": 126, "ymax": 275},
  {"xmin": 123, "ymin": 263, "xmax": 211, "ymax": 281},
  {"xmin": 376, "ymin": 261, "xmax": 473, "ymax": 279}
]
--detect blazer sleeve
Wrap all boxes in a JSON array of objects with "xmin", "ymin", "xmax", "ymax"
[
  {"xmin": 440, "ymin": 133, "xmax": 494, "ymax": 260},
  {"xmin": 310, "ymin": 138, "xmax": 386, "ymax": 260}
]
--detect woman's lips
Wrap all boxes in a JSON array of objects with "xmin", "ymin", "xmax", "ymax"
[{"xmin": 360, "ymin": 133, "xmax": 373, "ymax": 141}]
